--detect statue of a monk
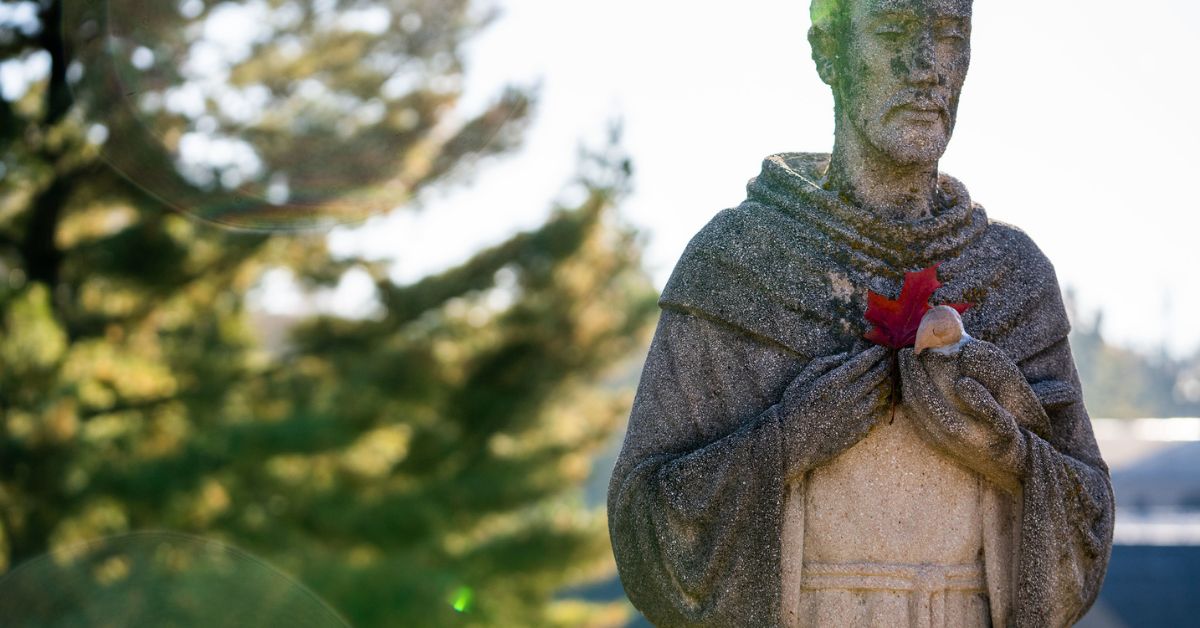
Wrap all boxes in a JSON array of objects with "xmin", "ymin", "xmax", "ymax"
[{"xmin": 607, "ymin": 0, "xmax": 1115, "ymax": 626}]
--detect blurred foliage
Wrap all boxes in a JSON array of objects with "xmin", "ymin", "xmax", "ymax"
[
  {"xmin": 0, "ymin": 0, "xmax": 657, "ymax": 625},
  {"xmin": 1067, "ymin": 291, "xmax": 1200, "ymax": 419}
]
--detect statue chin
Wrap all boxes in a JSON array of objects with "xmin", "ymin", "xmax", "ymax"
[{"xmin": 870, "ymin": 124, "xmax": 953, "ymax": 167}]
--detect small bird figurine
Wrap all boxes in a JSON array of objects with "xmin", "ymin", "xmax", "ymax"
[{"xmin": 914, "ymin": 305, "xmax": 972, "ymax": 355}]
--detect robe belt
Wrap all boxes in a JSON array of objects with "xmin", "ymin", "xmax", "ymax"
[
  {"xmin": 800, "ymin": 561, "xmax": 986, "ymax": 593},
  {"xmin": 801, "ymin": 562, "xmax": 987, "ymax": 627}
]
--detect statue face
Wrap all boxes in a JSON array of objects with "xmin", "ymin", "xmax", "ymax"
[{"xmin": 836, "ymin": 0, "xmax": 973, "ymax": 165}]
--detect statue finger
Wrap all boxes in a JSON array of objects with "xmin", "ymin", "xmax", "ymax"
[
  {"xmin": 898, "ymin": 349, "xmax": 931, "ymax": 393},
  {"xmin": 916, "ymin": 347, "xmax": 960, "ymax": 381},
  {"xmin": 959, "ymin": 338, "xmax": 1007, "ymax": 365},
  {"xmin": 954, "ymin": 377, "xmax": 1019, "ymax": 438},
  {"xmin": 926, "ymin": 399, "xmax": 968, "ymax": 434},
  {"xmin": 845, "ymin": 357, "xmax": 891, "ymax": 399},
  {"xmin": 849, "ymin": 338, "xmax": 873, "ymax": 354},
  {"xmin": 862, "ymin": 387, "xmax": 888, "ymax": 417},
  {"xmin": 847, "ymin": 344, "xmax": 890, "ymax": 369},
  {"xmin": 847, "ymin": 404, "xmax": 883, "ymax": 437},
  {"xmin": 956, "ymin": 344, "xmax": 1047, "ymax": 426},
  {"xmin": 825, "ymin": 345, "xmax": 889, "ymax": 384},
  {"xmin": 899, "ymin": 350, "xmax": 938, "ymax": 404},
  {"xmin": 999, "ymin": 383, "xmax": 1049, "ymax": 431},
  {"xmin": 901, "ymin": 352, "xmax": 965, "ymax": 432},
  {"xmin": 957, "ymin": 340, "xmax": 1026, "ymax": 392},
  {"xmin": 797, "ymin": 352, "xmax": 850, "ymax": 381},
  {"xmin": 901, "ymin": 393, "xmax": 967, "ymax": 448}
]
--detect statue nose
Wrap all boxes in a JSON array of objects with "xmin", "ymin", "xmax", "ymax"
[{"xmin": 909, "ymin": 43, "xmax": 937, "ymax": 86}]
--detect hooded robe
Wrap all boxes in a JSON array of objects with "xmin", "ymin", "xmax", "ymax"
[{"xmin": 608, "ymin": 153, "xmax": 1114, "ymax": 627}]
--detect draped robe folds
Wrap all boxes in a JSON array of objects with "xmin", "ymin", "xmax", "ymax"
[{"xmin": 607, "ymin": 153, "xmax": 1115, "ymax": 627}]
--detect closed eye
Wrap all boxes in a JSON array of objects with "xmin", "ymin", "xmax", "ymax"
[
  {"xmin": 935, "ymin": 19, "xmax": 969, "ymax": 42},
  {"xmin": 872, "ymin": 13, "xmax": 912, "ymax": 41}
]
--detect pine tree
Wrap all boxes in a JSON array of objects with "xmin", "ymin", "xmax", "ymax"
[{"xmin": 0, "ymin": 1, "xmax": 655, "ymax": 625}]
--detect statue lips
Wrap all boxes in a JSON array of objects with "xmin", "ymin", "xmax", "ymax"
[
  {"xmin": 885, "ymin": 91, "xmax": 949, "ymax": 126},
  {"xmin": 893, "ymin": 101, "xmax": 945, "ymax": 123}
]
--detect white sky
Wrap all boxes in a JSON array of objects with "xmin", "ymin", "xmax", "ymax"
[
  {"xmin": 330, "ymin": 0, "xmax": 1200, "ymax": 356},
  {"xmin": 4, "ymin": 0, "xmax": 1197, "ymax": 355}
]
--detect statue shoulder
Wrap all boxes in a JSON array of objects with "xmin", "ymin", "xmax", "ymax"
[
  {"xmin": 962, "ymin": 218, "xmax": 1072, "ymax": 362},
  {"xmin": 683, "ymin": 202, "xmax": 775, "ymax": 252},
  {"xmin": 672, "ymin": 201, "xmax": 796, "ymax": 274},
  {"xmin": 662, "ymin": 201, "xmax": 791, "ymax": 300},
  {"xmin": 978, "ymin": 219, "xmax": 1059, "ymax": 284}
]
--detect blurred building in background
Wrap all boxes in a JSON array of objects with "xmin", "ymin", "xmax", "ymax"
[{"xmin": 1079, "ymin": 418, "xmax": 1200, "ymax": 627}]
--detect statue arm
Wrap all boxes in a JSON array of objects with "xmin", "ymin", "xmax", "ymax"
[
  {"xmin": 955, "ymin": 261, "xmax": 1115, "ymax": 626},
  {"xmin": 900, "ymin": 333, "xmax": 1114, "ymax": 627},
  {"xmin": 607, "ymin": 308, "xmax": 799, "ymax": 627},
  {"xmin": 607, "ymin": 308, "xmax": 887, "ymax": 626},
  {"xmin": 984, "ymin": 233, "xmax": 1114, "ymax": 627},
  {"xmin": 1010, "ymin": 337, "xmax": 1115, "ymax": 628},
  {"xmin": 893, "ymin": 228, "xmax": 1113, "ymax": 626}
]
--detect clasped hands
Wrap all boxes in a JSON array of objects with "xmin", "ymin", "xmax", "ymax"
[
  {"xmin": 899, "ymin": 340, "xmax": 1047, "ymax": 491},
  {"xmin": 780, "ymin": 340, "xmax": 1047, "ymax": 489}
]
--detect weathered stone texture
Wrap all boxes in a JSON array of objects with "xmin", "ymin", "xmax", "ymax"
[{"xmin": 608, "ymin": 154, "xmax": 1114, "ymax": 627}]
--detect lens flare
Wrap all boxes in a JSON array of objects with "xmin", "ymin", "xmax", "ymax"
[
  {"xmin": 451, "ymin": 585, "xmax": 474, "ymax": 612},
  {"xmin": 61, "ymin": 0, "xmax": 527, "ymax": 231},
  {"xmin": 0, "ymin": 531, "xmax": 349, "ymax": 627}
]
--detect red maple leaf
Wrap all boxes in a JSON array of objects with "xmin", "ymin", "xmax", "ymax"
[{"xmin": 864, "ymin": 264, "xmax": 970, "ymax": 349}]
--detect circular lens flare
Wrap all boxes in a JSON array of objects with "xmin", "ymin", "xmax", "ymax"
[
  {"xmin": 0, "ymin": 531, "xmax": 349, "ymax": 627},
  {"xmin": 61, "ymin": 0, "xmax": 527, "ymax": 232}
]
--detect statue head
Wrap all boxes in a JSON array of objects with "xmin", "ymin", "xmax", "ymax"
[{"xmin": 809, "ymin": 0, "xmax": 973, "ymax": 166}]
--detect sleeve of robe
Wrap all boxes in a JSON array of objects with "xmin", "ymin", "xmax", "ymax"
[
  {"xmin": 976, "ymin": 230, "xmax": 1115, "ymax": 627},
  {"xmin": 1011, "ymin": 334, "xmax": 1115, "ymax": 627},
  {"xmin": 607, "ymin": 307, "xmax": 806, "ymax": 628}
]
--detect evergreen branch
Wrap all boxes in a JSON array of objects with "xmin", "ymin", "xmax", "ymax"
[
  {"xmin": 0, "ymin": 232, "xmax": 20, "ymax": 253},
  {"xmin": 36, "ymin": 0, "xmax": 72, "ymax": 127},
  {"xmin": 0, "ymin": 96, "xmax": 21, "ymax": 151},
  {"xmin": 0, "ymin": 32, "xmax": 41, "ymax": 60},
  {"xmin": 377, "ymin": 192, "xmax": 605, "ymax": 326},
  {"xmin": 20, "ymin": 163, "xmax": 74, "ymax": 286},
  {"xmin": 76, "ymin": 396, "xmax": 177, "ymax": 422}
]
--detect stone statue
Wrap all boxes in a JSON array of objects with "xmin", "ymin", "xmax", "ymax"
[{"xmin": 606, "ymin": 0, "xmax": 1115, "ymax": 626}]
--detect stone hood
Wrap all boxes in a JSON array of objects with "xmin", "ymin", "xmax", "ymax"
[{"xmin": 659, "ymin": 152, "xmax": 1070, "ymax": 366}]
